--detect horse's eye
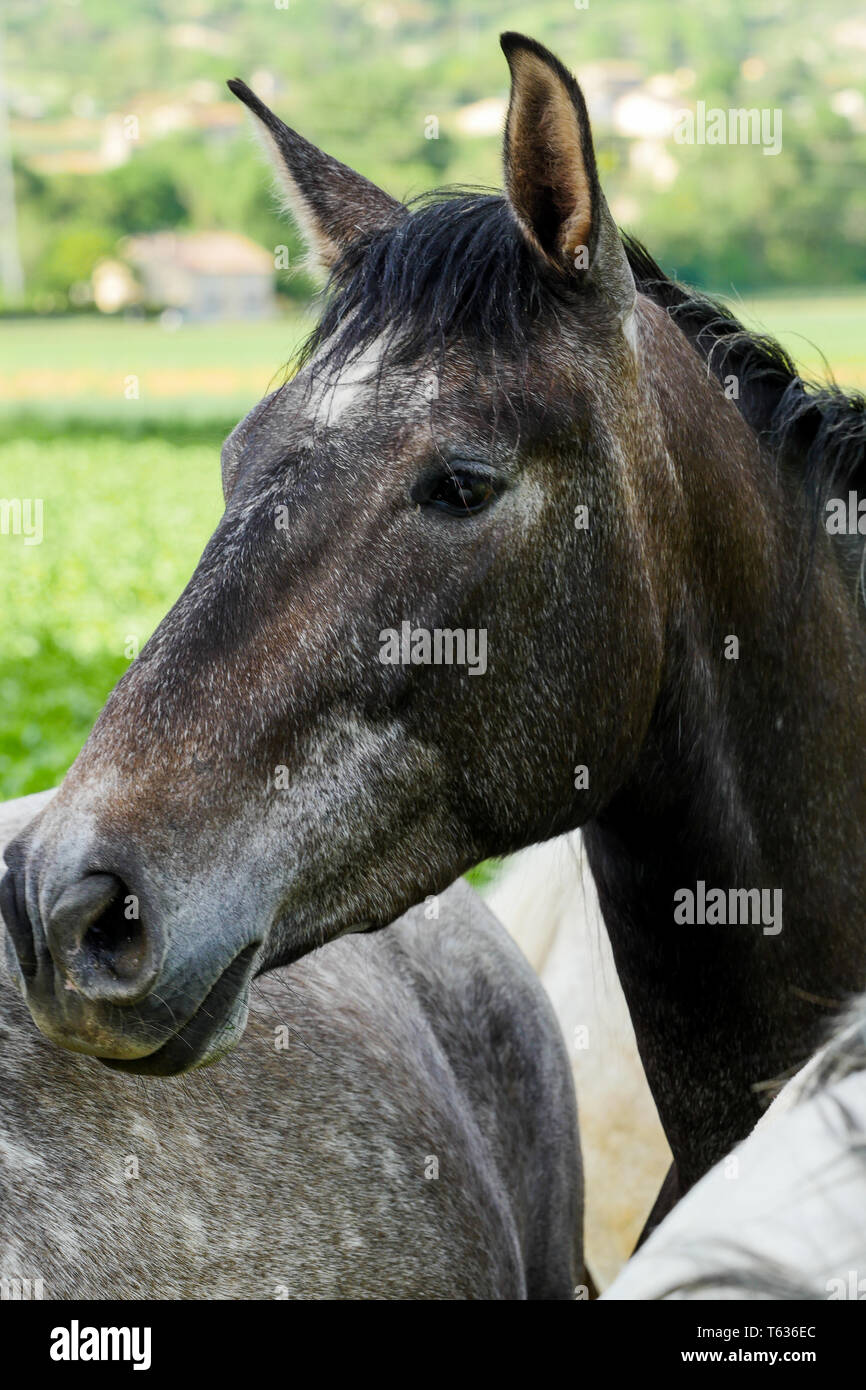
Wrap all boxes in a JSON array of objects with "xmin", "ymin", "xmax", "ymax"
[{"xmin": 423, "ymin": 468, "xmax": 497, "ymax": 517}]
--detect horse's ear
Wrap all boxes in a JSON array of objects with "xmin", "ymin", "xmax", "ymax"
[
  {"xmin": 227, "ymin": 79, "xmax": 406, "ymax": 274},
  {"xmin": 500, "ymin": 34, "xmax": 634, "ymax": 312}
]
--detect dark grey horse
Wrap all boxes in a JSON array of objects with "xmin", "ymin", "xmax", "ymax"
[
  {"xmin": 1, "ymin": 792, "xmax": 582, "ymax": 1300},
  {"xmin": 3, "ymin": 33, "xmax": 865, "ymax": 1218}
]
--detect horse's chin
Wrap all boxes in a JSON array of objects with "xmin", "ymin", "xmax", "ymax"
[
  {"xmin": 101, "ymin": 947, "xmax": 257, "ymax": 1077},
  {"xmin": 102, "ymin": 1021, "xmax": 245, "ymax": 1076}
]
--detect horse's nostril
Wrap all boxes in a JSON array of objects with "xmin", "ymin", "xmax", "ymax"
[
  {"xmin": 82, "ymin": 886, "xmax": 147, "ymax": 979},
  {"xmin": 47, "ymin": 873, "xmax": 162, "ymax": 1005}
]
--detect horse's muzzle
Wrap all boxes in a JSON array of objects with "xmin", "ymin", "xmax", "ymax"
[{"xmin": 0, "ymin": 849, "xmax": 257, "ymax": 1072}]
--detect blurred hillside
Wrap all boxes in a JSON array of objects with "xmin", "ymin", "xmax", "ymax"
[{"xmin": 3, "ymin": 0, "xmax": 865, "ymax": 310}]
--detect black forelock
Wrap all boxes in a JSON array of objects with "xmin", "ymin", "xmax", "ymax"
[{"xmin": 296, "ymin": 189, "xmax": 570, "ymax": 380}]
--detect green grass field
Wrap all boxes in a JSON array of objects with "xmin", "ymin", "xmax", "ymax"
[
  {"xmin": 1, "ymin": 291, "xmax": 863, "ymax": 800},
  {"xmin": 0, "ymin": 311, "xmax": 313, "ymax": 427},
  {"xmin": 731, "ymin": 292, "xmax": 866, "ymax": 390}
]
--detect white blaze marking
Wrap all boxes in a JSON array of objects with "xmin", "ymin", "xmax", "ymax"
[{"xmin": 299, "ymin": 338, "xmax": 440, "ymax": 427}]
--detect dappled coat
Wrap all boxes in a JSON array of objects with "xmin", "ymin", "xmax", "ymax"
[{"xmin": 0, "ymin": 793, "xmax": 582, "ymax": 1301}]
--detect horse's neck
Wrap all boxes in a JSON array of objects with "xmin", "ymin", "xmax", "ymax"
[{"xmin": 586, "ymin": 325, "xmax": 866, "ymax": 1187}]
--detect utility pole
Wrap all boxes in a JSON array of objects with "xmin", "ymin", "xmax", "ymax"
[{"xmin": 0, "ymin": 12, "xmax": 24, "ymax": 302}]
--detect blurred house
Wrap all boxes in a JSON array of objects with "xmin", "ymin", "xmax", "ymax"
[
  {"xmin": 91, "ymin": 258, "xmax": 141, "ymax": 315},
  {"xmin": 454, "ymin": 97, "xmax": 505, "ymax": 137},
  {"xmin": 109, "ymin": 231, "xmax": 276, "ymax": 322}
]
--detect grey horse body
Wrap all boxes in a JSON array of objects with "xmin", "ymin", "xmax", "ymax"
[{"xmin": 1, "ymin": 796, "xmax": 580, "ymax": 1300}]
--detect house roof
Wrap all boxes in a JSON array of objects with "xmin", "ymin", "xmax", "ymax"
[{"xmin": 124, "ymin": 231, "xmax": 274, "ymax": 275}]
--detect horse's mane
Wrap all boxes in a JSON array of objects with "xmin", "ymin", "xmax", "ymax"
[
  {"xmin": 623, "ymin": 235, "xmax": 866, "ymax": 505},
  {"xmin": 298, "ymin": 188, "xmax": 866, "ymax": 501},
  {"xmin": 803, "ymin": 992, "xmax": 866, "ymax": 1098}
]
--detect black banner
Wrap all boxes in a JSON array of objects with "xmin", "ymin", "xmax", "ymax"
[{"xmin": 1, "ymin": 1296, "xmax": 859, "ymax": 1376}]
